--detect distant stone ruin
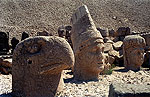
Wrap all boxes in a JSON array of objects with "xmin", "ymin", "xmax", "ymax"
[
  {"xmin": 11, "ymin": 37, "xmax": 19, "ymax": 53},
  {"xmin": 0, "ymin": 32, "xmax": 9, "ymax": 53},
  {"xmin": 12, "ymin": 36, "xmax": 74, "ymax": 97},
  {"xmin": 71, "ymin": 5, "xmax": 105, "ymax": 81},
  {"xmin": 21, "ymin": 31, "xmax": 29, "ymax": 41},
  {"xmin": 37, "ymin": 30, "xmax": 50, "ymax": 36},
  {"xmin": 58, "ymin": 25, "xmax": 73, "ymax": 47}
]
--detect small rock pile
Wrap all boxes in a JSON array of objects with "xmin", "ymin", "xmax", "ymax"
[
  {"xmin": 97, "ymin": 27, "xmax": 131, "ymax": 66},
  {"xmin": 0, "ymin": 57, "xmax": 12, "ymax": 75},
  {"xmin": 61, "ymin": 67, "xmax": 150, "ymax": 97}
]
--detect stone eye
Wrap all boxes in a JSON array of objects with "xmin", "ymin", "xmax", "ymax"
[{"xmin": 27, "ymin": 44, "xmax": 41, "ymax": 54}]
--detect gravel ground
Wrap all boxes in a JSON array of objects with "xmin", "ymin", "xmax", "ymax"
[
  {"xmin": 0, "ymin": 74, "xmax": 12, "ymax": 96},
  {"xmin": 0, "ymin": 67, "xmax": 150, "ymax": 97}
]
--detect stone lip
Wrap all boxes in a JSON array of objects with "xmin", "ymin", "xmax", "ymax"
[{"xmin": 109, "ymin": 82, "xmax": 150, "ymax": 97}]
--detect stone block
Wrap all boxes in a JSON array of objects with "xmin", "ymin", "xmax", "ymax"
[{"xmin": 109, "ymin": 82, "xmax": 150, "ymax": 97}]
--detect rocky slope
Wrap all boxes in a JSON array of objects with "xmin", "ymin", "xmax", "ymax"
[{"xmin": 0, "ymin": 0, "xmax": 149, "ymax": 40}]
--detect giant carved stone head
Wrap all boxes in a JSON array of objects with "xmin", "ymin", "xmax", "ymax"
[
  {"xmin": 12, "ymin": 36, "xmax": 74, "ymax": 97},
  {"xmin": 123, "ymin": 35, "xmax": 146, "ymax": 71},
  {"xmin": 71, "ymin": 5, "xmax": 105, "ymax": 81}
]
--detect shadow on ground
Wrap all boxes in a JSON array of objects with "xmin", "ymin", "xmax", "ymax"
[
  {"xmin": 0, "ymin": 93, "xmax": 13, "ymax": 97},
  {"xmin": 64, "ymin": 70, "xmax": 99, "ymax": 84}
]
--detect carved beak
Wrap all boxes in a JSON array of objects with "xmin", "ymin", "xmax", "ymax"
[{"xmin": 40, "ymin": 53, "xmax": 74, "ymax": 75}]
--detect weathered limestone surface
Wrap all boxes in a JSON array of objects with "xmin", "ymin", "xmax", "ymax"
[
  {"xmin": 142, "ymin": 34, "xmax": 150, "ymax": 47},
  {"xmin": 12, "ymin": 36, "xmax": 74, "ymax": 97},
  {"xmin": 37, "ymin": 30, "xmax": 50, "ymax": 36},
  {"xmin": 115, "ymin": 27, "xmax": 131, "ymax": 37},
  {"xmin": 113, "ymin": 41, "xmax": 123, "ymax": 51},
  {"xmin": 71, "ymin": 5, "xmax": 105, "ymax": 81},
  {"xmin": 97, "ymin": 28, "xmax": 109, "ymax": 37},
  {"xmin": 123, "ymin": 35, "xmax": 146, "ymax": 71},
  {"xmin": 0, "ymin": 58, "xmax": 12, "ymax": 74},
  {"xmin": 11, "ymin": 37, "xmax": 19, "ymax": 53},
  {"xmin": 109, "ymin": 82, "xmax": 150, "ymax": 97},
  {"xmin": 104, "ymin": 43, "xmax": 113, "ymax": 53}
]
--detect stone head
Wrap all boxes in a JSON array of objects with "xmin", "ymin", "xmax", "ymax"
[
  {"xmin": 71, "ymin": 5, "xmax": 105, "ymax": 80},
  {"xmin": 123, "ymin": 35, "xmax": 146, "ymax": 70},
  {"xmin": 75, "ymin": 37, "xmax": 105, "ymax": 73},
  {"xmin": 12, "ymin": 36, "xmax": 74, "ymax": 97}
]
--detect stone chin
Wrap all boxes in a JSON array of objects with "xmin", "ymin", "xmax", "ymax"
[{"xmin": 95, "ymin": 63, "xmax": 105, "ymax": 72}]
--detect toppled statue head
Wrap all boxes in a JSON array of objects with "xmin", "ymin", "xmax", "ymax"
[
  {"xmin": 71, "ymin": 5, "xmax": 105, "ymax": 81},
  {"xmin": 123, "ymin": 35, "xmax": 146, "ymax": 71},
  {"xmin": 12, "ymin": 36, "xmax": 74, "ymax": 97}
]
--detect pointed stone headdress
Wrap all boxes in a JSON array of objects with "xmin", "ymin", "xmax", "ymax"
[{"xmin": 71, "ymin": 5, "xmax": 103, "ymax": 54}]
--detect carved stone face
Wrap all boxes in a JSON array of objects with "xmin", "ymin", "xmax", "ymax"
[
  {"xmin": 12, "ymin": 36, "xmax": 74, "ymax": 97},
  {"xmin": 127, "ymin": 47, "xmax": 145, "ymax": 67},
  {"xmin": 71, "ymin": 5, "xmax": 105, "ymax": 81},
  {"xmin": 78, "ymin": 39, "xmax": 105, "ymax": 73},
  {"xmin": 123, "ymin": 35, "xmax": 146, "ymax": 71}
]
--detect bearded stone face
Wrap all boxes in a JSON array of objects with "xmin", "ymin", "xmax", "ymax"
[
  {"xmin": 78, "ymin": 39, "xmax": 105, "ymax": 73},
  {"xmin": 74, "ymin": 38, "xmax": 105, "ymax": 81},
  {"xmin": 123, "ymin": 35, "xmax": 146, "ymax": 71},
  {"xmin": 71, "ymin": 5, "xmax": 105, "ymax": 81},
  {"xmin": 126, "ymin": 47, "xmax": 145, "ymax": 69}
]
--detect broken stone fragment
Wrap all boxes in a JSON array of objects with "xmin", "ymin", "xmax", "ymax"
[
  {"xmin": 112, "ymin": 37, "xmax": 119, "ymax": 42},
  {"xmin": 104, "ymin": 43, "xmax": 113, "ymax": 53},
  {"xmin": 97, "ymin": 28, "xmax": 109, "ymax": 37},
  {"xmin": 0, "ymin": 31, "xmax": 9, "ymax": 53},
  {"xmin": 113, "ymin": 41, "xmax": 123, "ymax": 51},
  {"xmin": 108, "ymin": 50, "xmax": 120, "ymax": 58},
  {"xmin": 37, "ymin": 30, "xmax": 49, "ymax": 36},
  {"xmin": 104, "ymin": 37, "xmax": 114, "ymax": 43},
  {"xmin": 142, "ymin": 34, "xmax": 150, "ymax": 46},
  {"xmin": 21, "ymin": 31, "xmax": 29, "ymax": 41},
  {"xmin": 115, "ymin": 27, "xmax": 131, "ymax": 37},
  {"xmin": 104, "ymin": 53, "xmax": 115, "ymax": 65},
  {"xmin": 0, "ymin": 58, "xmax": 12, "ymax": 74},
  {"xmin": 11, "ymin": 37, "xmax": 19, "ymax": 53},
  {"xmin": 109, "ymin": 82, "xmax": 150, "ymax": 97},
  {"xmin": 142, "ymin": 51, "xmax": 150, "ymax": 68},
  {"xmin": 108, "ymin": 56, "xmax": 115, "ymax": 65}
]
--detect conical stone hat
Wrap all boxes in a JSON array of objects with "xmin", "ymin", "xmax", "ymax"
[{"xmin": 71, "ymin": 5, "xmax": 103, "ymax": 54}]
